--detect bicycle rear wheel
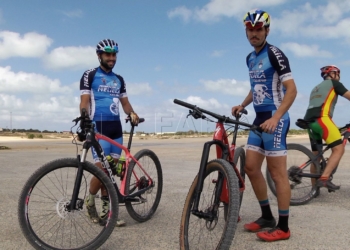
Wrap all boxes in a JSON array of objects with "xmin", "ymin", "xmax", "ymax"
[
  {"xmin": 125, "ymin": 149, "xmax": 163, "ymax": 222},
  {"xmin": 179, "ymin": 159, "xmax": 240, "ymax": 250},
  {"xmin": 18, "ymin": 158, "xmax": 118, "ymax": 250},
  {"xmin": 266, "ymin": 143, "xmax": 321, "ymax": 206}
]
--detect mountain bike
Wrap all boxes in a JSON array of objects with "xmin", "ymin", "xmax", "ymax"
[
  {"xmin": 266, "ymin": 118, "xmax": 350, "ymax": 206},
  {"xmin": 174, "ymin": 99, "xmax": 261, "ymax": 250},
  {"xmin": 18, "ymin": 109, "xmax": 163, "ymax": 250}
]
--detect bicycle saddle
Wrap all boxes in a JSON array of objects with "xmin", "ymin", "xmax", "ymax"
[{"xmin": 295, "ymin": 119, "xmax": 314, "ymax": 129}]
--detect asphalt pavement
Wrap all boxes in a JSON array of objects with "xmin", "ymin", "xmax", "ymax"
[{"xmin": 1, "ymin": 136, "xmax": 350, "ymax": 250}]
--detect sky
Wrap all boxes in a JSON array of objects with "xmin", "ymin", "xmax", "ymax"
[{"xmin": 1, "ymin": 0, "xmax": 350, "ymax": 134}]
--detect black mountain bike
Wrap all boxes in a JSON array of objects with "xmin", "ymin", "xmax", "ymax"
[{"xmin": 266, "ymin": 118, "xmax": 350, "ymax": 205}]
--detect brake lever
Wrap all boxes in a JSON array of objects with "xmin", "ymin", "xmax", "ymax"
[{"xmin": 188, "ymin": 109, "xmax": 206, "ymax": 119}]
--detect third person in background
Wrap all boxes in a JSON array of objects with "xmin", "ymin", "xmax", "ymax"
[{"xmin": 303, "ymin": 65, "xmax": 350, "ymax": 190}]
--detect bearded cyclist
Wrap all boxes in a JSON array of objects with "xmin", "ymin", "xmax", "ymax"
[
  {"xmin": 79, "ymin": 39, "xmax": 139, "ymax": 226},
  {"xmin": 304, "ymin": 65, "xmax": 350, "ymax": 191}
]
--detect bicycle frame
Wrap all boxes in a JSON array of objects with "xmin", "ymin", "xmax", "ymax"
[
  {"xmin": 69, "ymin": 121, "xmax": 154, "ymax": 210},
  {"xmin": 173, "ymin": 99, "xmax": 256, "ymax": 217},
  {"xmin": 214, "ymin": 121, "xmax": 246, "ymax": 204}
]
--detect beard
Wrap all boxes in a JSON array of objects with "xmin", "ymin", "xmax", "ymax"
[{"xmin": 100, "ymin": 58, "xmax": 116, "ymax": 71}]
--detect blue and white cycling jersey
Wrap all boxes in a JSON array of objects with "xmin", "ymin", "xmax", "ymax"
[
  {"xmin": 246, "ymin": 43, "xmax": 293, "ymax": 113},
  {"xmin": 79, "ymin": 67, "xmax": 127, "ymax": 121}
]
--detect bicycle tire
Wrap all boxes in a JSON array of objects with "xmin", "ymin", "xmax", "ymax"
[
  {"xmin": 125, "ymin": 149, "xmax": 163, "ymax": 222},
  {"xmin": 18, "ymin": 158, "xmax": 118, "ymax": 250},
  {"xmin": 179, "ymin": 159, "xmax": 240, "ymax": 250},
  {"xmin": 224, "ymin": 147, "xmax": 246, "ymax": 219},
  {"xmin": 266, "ymin": 143, "xmax": 321, "ymax": 206}
]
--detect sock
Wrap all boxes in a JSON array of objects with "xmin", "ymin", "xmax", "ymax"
[
  {"xmin": 259, "ymin": 199, "xmax": 273, "ymax": 220},
  {"xmin": 87, "ymin": 193, "xmax": 96, "ymax": 206},
  {"xmin": 277, "ymin": 209, "xmax": 289, "ymax": 232}
]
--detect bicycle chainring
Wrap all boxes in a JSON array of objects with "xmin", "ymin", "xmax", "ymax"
[{"xmin": 288, "ymin": 166, "xmax": 302, "ymax": 184}]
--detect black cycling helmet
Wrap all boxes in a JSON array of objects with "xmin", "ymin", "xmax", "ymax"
[{"xmin": 96, "ymin": 39, "xmax": 119, "ymax": 54}]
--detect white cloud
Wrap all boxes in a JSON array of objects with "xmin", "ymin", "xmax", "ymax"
[
  {"xmin": 43, "ymin": 46, "xmax": 96, "ymax": 70},
  {"xmin": 200, "ymin": 78, "xmax": 250, "ymax": 96},
  {"xmin": 0, "ymin": 66, "xmax": 79, "ymax": 130},
  {"xmin": 280, "ymin": 43, "xmax": 333, "ymax": 58},
  {"xmin": 168, "ymin": 0, "xmax": 286, "ymax": 22},
  {"xmin": 211, "ymin": 50, "xmax": 226, "ymax": 57},
  {"xmin": 126, "ymin": 82, "xmax": 152, "ymax": 95},
  {"xmin": 0, "ymin": 66, "xmax": 71, "ymax": 95},
  {"xmin": 273, "ymin": 1, "xmax": 350, "ymax": 40},
  {"xmin": 184, "ymin": 95, "xmax": 228, "ymax": 110},
  {"xmin": 168, "ymin": 6, "xmax": 192, "ymax": 22},
  {"xmin": 0, "ymin": 31, "xmax": 52, "ymax": 59}
]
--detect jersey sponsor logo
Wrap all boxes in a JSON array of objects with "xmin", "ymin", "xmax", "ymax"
[
  {"xmin": 258, "ymin": 60, "xmax": 263, "ymax": 69},
  {"xmin": 83, "ymin": 68, "xmax": 95, "ymax": 88},
  {"xmin": 97, "ymin": 80, "xmax": 121, "ymax": 97},
  {"xmin": 110, "ymin": 98, "xmax": 120, "ymax": 115},
  {"xmin": 270, "ymin": 46, "xmax": 286, "ymax": 71},
  {"xmin": 273, "ymin": 119, "xmax": 284, "ymax": 148},
  {"xmin": 253, "ymin": 84, "xmax": 272, "ymax": 105},
  {"xmin": 249, "ymin": 70, "xmax": 266, "ymax": 83}
]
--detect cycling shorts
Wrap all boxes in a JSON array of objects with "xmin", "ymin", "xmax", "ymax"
[
  {"xmin": 91, "ymin": 120, "xmax": 123, "ymax": 162},
  {"xmin": 308, "ymin": 117, "xmax": 342, "ymax": 151},
  {"xmin": 247, "ymin": 111, "xmax": 290, "ymax": 157}
]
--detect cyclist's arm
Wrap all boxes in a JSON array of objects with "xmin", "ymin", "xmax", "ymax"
[
  {"xmin": 241, "ymin": 90, "xmax": 253, "ymax": 107},
  {"xmin": 80, "ymin": 94, "xmax": 90, "ymax": 114},
  {"xmin": 342, "ymin": 91, "xmax": 350, "ymax": 101},
  {"xmin": 120, "ymin": 96, "xmax": 135, "ymax": 115},
  {"xmin": 272, "ymin": 79, "xmax": 297, "ymax": 121}
]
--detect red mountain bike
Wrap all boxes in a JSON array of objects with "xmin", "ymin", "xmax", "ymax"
[
  {"xmin": 18, "ymin": 110, "xmax": 163, "ymax": 250},
  {"xmin": 174, "ymin": 99, "xmax": 261, "ymax": 250}
]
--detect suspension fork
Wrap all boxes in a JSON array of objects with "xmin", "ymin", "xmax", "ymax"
[
  {"xmin": 68, "ymin": 154, "xmax": 85, "ymax": 211},
  {"xmin": 192, "ymin": 140, "xmax": 228, "ymax": 212}
]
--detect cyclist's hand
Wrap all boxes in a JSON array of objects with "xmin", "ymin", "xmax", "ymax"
[
  {"xmin": 130, "ymin": 111, "xmax": 139, "ymax": 125},
  {"xmin": 231, "ymin": 105, "xmax": 244, "ymax": 117},
  {"xmin": 260, "ymin": 117, "xmax": 279, "ymax": 134}
]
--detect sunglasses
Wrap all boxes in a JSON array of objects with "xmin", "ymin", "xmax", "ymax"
[
  {"xmin": 244, "ymin": 21, "xmax": 264, "ymax": 30},
  {"xmin": 104, "ymin": 45, "xmax": 119, "ymax": 53}
]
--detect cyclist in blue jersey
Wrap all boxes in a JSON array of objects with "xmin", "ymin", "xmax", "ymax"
[
  {"xmin": 80, "ymin": 39, "xmax": 139, "ymax": 227},
  {"xmin": 231, "ymin": 9, "xmax": 297, "ymax": 242}
]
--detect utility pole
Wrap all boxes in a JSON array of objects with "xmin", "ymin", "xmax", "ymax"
[{"xmin": 10, "ymin": 111, "xmax": 12, "ymax": 132}]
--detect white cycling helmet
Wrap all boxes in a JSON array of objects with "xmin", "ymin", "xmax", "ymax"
[{"xmin": 96, "ymin": 39, "xmax": 119, "ymax": 54}]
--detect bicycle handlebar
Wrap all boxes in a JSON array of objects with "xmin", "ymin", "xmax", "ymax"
[{"xmin": 174, "ymin": 99, "xmax": 261, "ymax": 132}]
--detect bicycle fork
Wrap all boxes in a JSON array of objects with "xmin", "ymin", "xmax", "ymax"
[{"xmin": 192, "ymin": 140, "xmax": 228, "ymax": 219}]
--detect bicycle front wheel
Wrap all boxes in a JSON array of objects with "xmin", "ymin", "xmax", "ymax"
[
  {"xmin": 179, "ymin": 159, "xmax": 240, "ymax": 250},
  {"xmin": 125, "ymin": 149, "xmax": 163, "ymax": 222},
  {"xmin": 266, "ymin": 143, "xmax": 321, "ymax": 206},
  {"xmin": 18, "ymin": 158, "xmax": 118, "ymax": 250}
]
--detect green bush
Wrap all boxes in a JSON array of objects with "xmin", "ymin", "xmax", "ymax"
[
  {"xmin": 27, "ymin": 134, "xmax": 35, "ymax": 139},
  {"xmin": 37, "ymin": 134, "xmax": 43, "ymax": 138}
]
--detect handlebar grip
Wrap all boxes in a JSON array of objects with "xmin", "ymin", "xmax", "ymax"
[
  {"xmin": 173, "ymin": 99, "xmax": 196, "ymax": 110},
  {"xmin": 139, "ymin": 118, "xmax": 145, "ymax": 123}
]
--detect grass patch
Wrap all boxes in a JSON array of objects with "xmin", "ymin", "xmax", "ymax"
[{"xmin": 0, "ymin": 146, "xmax": 11, "ymax": 150}]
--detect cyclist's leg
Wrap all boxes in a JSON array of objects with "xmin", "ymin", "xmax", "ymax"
[
  {"xmin": 307, "ymin": 126, "xmax": 323, "ymax": 187},
  {"xmin": 106, "ymin": 136, "xmax": 126, "ymax": 227},
  {"xmin": 244, "ymin": 127, "xmax": 276, "ymax": 232},
  {"xmin": 257, "ymin": 111, "xmax": 290, "ymax": 241},
  {"xmin": 312, "ymin": 117, "xmax": 343, "ymax": 190}
]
